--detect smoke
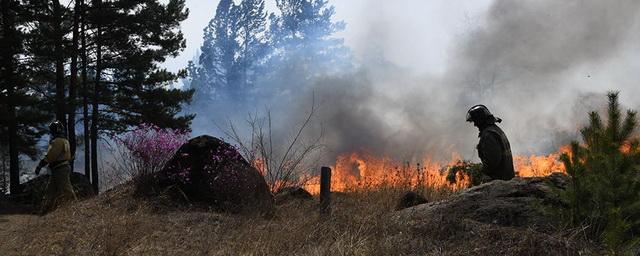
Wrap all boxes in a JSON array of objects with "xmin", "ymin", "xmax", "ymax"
[
  {"xmin": 444, "ymin": 0, "xmax": 640, "ymax": 156},
  {"xmin": 292, "ymin": 0, "xmax": 640, "ymax": 162},
  {"xmin": 193, "ymin": 0, "xmax": 640, "ymax": 164}
]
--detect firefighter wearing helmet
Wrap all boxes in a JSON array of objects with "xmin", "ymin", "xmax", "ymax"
[
  {"xmin": 466, "ymin": 105, "xmax": 515, "ymax": 181},
  {"xmin": 34, "ymin": 120, "xmax": 77, "ymax": 213}
]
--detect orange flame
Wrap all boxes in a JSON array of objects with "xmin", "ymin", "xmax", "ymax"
[
  {"xmin": 514, "ymin": 145, "xmax": 570, "ymax": 177},
  {"xmin": 302, "ymin": 147, "xmax": 570, "ymax": 195}
]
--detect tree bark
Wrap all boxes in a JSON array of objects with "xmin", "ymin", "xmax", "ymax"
[
  {"xmin": 1, "ymin": 0, "xmax": 21, "ymax": 194},
  {"xmin": 7, "ymin": 99, "xmax": 19, "ymax": 195},
  {"xmin": 52, "ymin": 0, "xmax": 66, "ymax": 125},
  {"xmin": 91, "ymin": 0, "xmax": 102, "ymax": 193},
  {"xmin": 68, "ymin": 0, "xmax": 81, "ymax": 172},
  {"xmin": 81, "ymin": 0, "xmax": 90, "ymax": 179}
]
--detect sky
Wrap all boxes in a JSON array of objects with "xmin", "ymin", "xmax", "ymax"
[{"xmin": 163, "ymin": 0, "xmax": 493, "ymax": 76}]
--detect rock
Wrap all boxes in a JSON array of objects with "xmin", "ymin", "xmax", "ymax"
[
  {"xmin": 20, "ymin": 172, "xmax": 95, "ymax": 206},
  {"xmin": 274, "ymin": 186, "xmax": 313, "ymax": 204},
  {"xmin": 395, "ymin": 191, "xmax": 428, "ymax": 210},
  {"xmin": 395, "ymin": 173, "xmax": 568, "ymax": 229},
  {"xmin": 157, "ymin": 135, "xmax": 273, "ymax": 213}
]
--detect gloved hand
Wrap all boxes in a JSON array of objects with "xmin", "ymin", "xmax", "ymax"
[{"xmin": 35, "ymin": 159, "xmax": 46, "ymax": 175}]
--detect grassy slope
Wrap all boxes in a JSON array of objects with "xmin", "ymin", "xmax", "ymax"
[{"xmin": 0, "ymin": 185, "xmax": 592, "ymax": 255}]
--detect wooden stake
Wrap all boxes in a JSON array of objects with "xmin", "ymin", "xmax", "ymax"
[{"xmin": 320, "ymin": 166, "xmax": 332, "ymax": 215}]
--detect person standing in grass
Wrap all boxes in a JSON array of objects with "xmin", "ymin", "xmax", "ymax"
[
  {"xmin": 34, "ymin": 121, "xmax": 77, "ymax": 213},
  {"xmin": 466, "ymin": 105, "xmax": 515, "ymax": 181}
]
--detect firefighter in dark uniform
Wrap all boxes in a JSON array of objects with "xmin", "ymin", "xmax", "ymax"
[
  {"xmin": 466, "ymin": 105, "xmax": 515, "ymax": 180},
  {"xmin": 35, "ymin": 121, "xmax": 77, "ymax": 212}
]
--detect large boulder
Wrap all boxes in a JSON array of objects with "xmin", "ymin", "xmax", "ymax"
[
  {"xmin": 20, "ymin": 172, "xmax": 95, "ymax": 206},
  {"xmin": 394, "ymin": 173, "xmax": 568, "ymax": 229},
  {"xmin": 157, "ymin": 135, "xmax": 273, "ymax": 213}
]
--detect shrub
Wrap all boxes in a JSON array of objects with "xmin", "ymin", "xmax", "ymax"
[
  {"xmin": 446, "ymin": 160, "xmax": 486, "ymax": 186},
  {"xmin": 557, "ymin": 92, "xmax": 640, "ymax": 252},
  {"xmin": 223, "ymin": 103, "xmax": 324, "ymax": 193},
  {"xmin": 109, "ymin": 123, "xmax": 189, "ymax": 189}
]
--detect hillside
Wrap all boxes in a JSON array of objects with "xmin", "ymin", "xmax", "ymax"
[{"xmin": 0, "ymin": 176, "xmax": 596, "ymax": 255}]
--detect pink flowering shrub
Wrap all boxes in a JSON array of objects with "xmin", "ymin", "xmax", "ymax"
[
  {"xmin": 113, "ymin": 123, "xmax": 189, "ymax": 179},
  {"xmin": 162, "ymin": 139, "xmax": 244, "ymax": 186}
]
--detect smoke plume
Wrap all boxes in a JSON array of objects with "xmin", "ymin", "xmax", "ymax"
[
  {"xmin": 292, "ymin": 0, "xmax": 640, "ymax": 162},
  {"xmin": 195, "ymin": 0, "xmax": 640, "ymax": 164}
]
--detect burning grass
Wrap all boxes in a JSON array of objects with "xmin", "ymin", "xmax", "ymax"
[{"xmin": 302, "ymin": 147, "xmax": 569, "ymax": 195}]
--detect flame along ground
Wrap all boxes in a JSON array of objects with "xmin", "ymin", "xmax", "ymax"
[{"xmin": 301, "ymin": 146, "xmax": 572, "ymax": 195}]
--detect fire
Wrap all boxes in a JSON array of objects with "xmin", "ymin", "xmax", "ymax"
[
  {"xmin": 620, "ymin": 142, "xmax": 640, "ymax": 154},
  {"xmin": 303, "ymin": 147, "xmax": 570, "ymax": 195},
  {"xmin": 513, "ymin": 145, "xmax": 570, "ymax": 177}
]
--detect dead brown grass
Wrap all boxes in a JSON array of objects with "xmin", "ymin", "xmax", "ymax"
[{"xmin": 0, "ymin": 184, "xmax": 595, "ymax": 256}]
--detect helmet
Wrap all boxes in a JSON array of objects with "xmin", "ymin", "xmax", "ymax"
[
  {"xmin": 466, "ymin": 105, "xmax": 501, "ymax": 123},
  {"xmin": 49, "ymin": 121, "xmax": 66, "ymax": 137}
]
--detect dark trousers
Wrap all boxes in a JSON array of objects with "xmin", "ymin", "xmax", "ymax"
[{"xmin": 41, "ymin": 165, "xmax": 77, "ymax": 213}]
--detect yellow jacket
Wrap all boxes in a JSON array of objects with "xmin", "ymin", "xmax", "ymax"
[{"xmin": 44, "ymin": 138, "xmax": 72, "ymax": 167}]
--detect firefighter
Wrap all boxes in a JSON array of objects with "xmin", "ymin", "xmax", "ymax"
[
  {"xmin": 466, "ymin": 105, "xmax": 515, "ymax": 180},
  {"xmin": 34, "ymin": 120, "xmax": 77, "ymax": 213}
]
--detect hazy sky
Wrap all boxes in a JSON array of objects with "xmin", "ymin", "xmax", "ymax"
[{"xmin": 163, "ymin": 0, "xmax": 493, "ymax": 75}]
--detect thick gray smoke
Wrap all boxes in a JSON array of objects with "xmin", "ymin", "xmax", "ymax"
[
  {"xmin": 194, "ymin": 0, "xmax": 640, "ymax": 165},
  {"xmin": 286, "ymin": 0, "xmax": 640, "ymax": 163}
]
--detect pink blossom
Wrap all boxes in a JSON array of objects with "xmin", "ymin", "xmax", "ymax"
[{"xmin": 115, "ymin": 123, "xmax": 190, "ymax": 176}]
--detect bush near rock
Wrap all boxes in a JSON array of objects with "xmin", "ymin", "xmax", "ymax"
[
  {"xmin": 156, "ymin": 135, "xmax": 273, "ymax": 213},
  {"xmin": 395, "ymin": 173, "xmax": 568, "ymax": 230},
  {"xmin": 20, "ymin": 172, "xmax": 95, "ymax": 206},
  {"xmin": 395, "ymin": 191, "xmax": 428, "ymax": 211}
]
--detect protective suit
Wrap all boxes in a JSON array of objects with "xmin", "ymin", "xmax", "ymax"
[
  {"xmin": 467, "ymin": 105, "xmax": 515, "ymax": 181},
  {"xmin": 36, "ymin": 121, "xmax": 77, "ymax": 213},
  {"xmin": 477, "ymin": 124, "xmax": 515, "ymax": 180}
]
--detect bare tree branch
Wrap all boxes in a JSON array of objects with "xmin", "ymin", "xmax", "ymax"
[{"xmin": 221, "ymin": 93, "xmax": 324, "ymax": 192}]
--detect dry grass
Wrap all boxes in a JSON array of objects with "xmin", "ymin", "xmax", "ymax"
[{"xmin": 0, "ymin": 184, "xmax": 595, "ymax": 256}]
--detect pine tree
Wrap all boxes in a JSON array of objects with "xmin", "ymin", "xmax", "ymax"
[
  {"xmin": 90, "ymin": 0, "xmax": 103, "ymax": 192},
  {"xmin": 269, "ymin": 0, "xmax": 349, "ymax": 74},
  {"xmin": 192, "ymin": 0, "xmax": 238, "ymax": 101},
  {"xmin": 1, "ymin": 0, "xmax": 50, "ymax": 194},
  {"xmin": 0, "ymin": 0, "xmax": 22, "ymax": 195},
  {"xmin": 51, "ymin": 0, "xmax": 67, "ymax": 126},
  {"xmin": 67, "ymin": 0, "xmax": 82, "ymax": 171},
  {"xmin": 82, "ymin": 0, "xmax": 194, "ymax": 191},
  {"xmin": 232, "ymin": 0, "xmax": 268, "ymax": 93},
  {"xmin": 190, "ymin": 0, "xmax": 272, "ymax": 103},
  {"xmin": 2, "ymin": 0, "xmax": 194, "ymax": 194},
  {"xmin": 558, "ymin": 92, "xmax": 640, "ymax": 252},
  {"xmin": 80, "ymin": 0, "xmax": 91, "ymax": 180},
  {"xmin": 95, "ymin": 0, "xmax": 194, "ymax": 132}
]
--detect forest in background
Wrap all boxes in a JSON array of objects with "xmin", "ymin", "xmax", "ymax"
[
  {"xmin": 1, "ymin": 0, "xmax": 346, "ymax": 194},
  {"xmin": 0, "ymin": 0, "xmax": 193, "ymax": 194}
]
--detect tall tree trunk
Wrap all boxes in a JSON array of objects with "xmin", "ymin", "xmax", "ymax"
[
  {"xmin": 91, "ymin": 0, "xmax": 102, "ymax": 193},
  {"xmin": 68, "ymin": 0, "xmax": 81, "ymax": 172},
  {"xmin": 7, "ymin": 98, "xmax": 19, "ymax": 195},
  {"xmin": 81, "ymin": 0, "xmax": 90, "ymax": 179},
  {"xmin": 52, "ymin": 0, "xmax": 66, "ymax": 125},
  {"xmin": 7, "ymin": 106, "xmax": 19, "ymax": 194},
  {"xmin": 1, "ymin": 0, "xmax": 21, "ymax": 194}
]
